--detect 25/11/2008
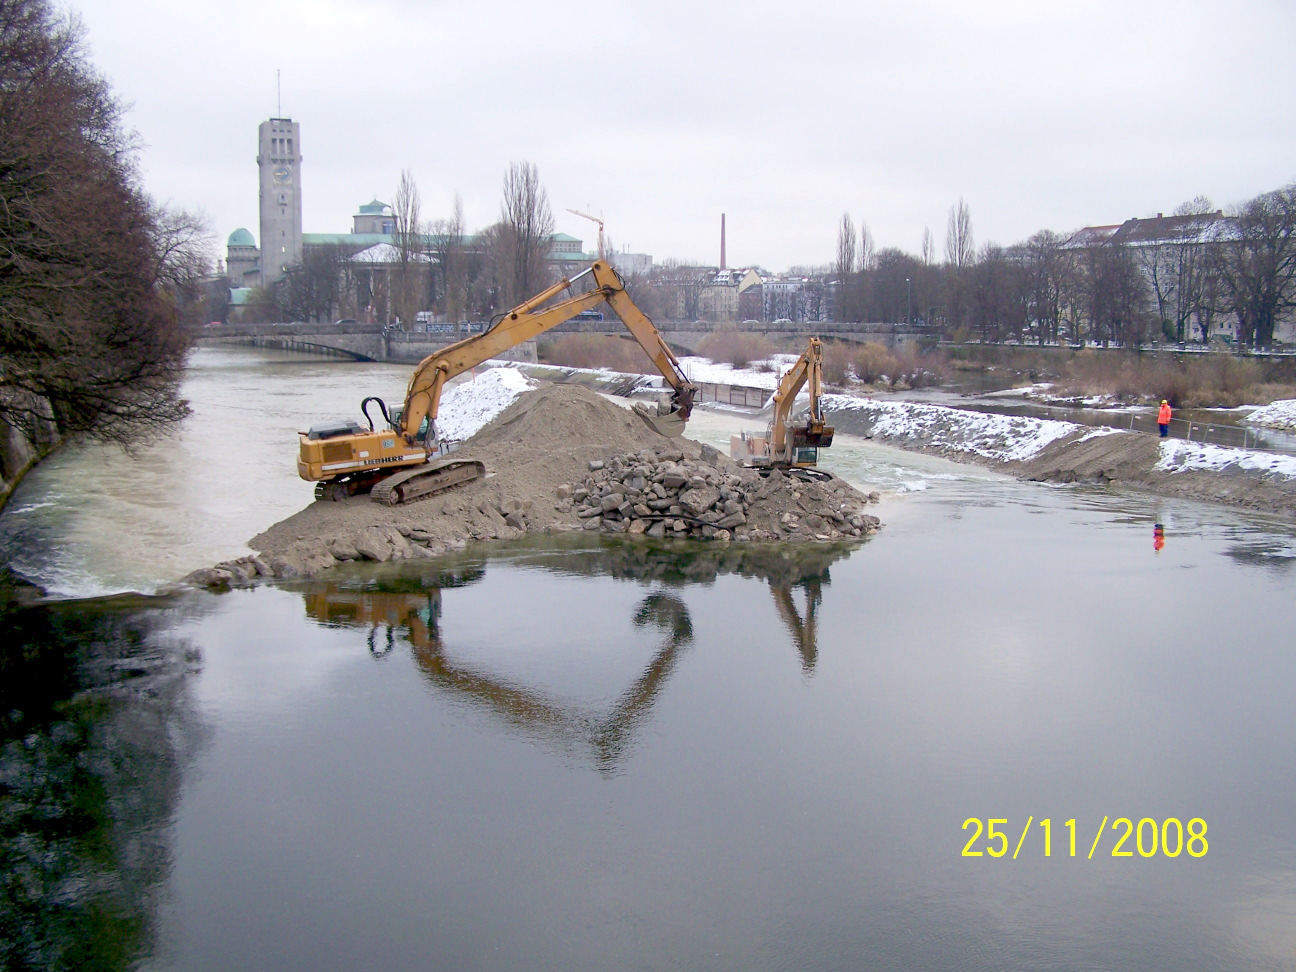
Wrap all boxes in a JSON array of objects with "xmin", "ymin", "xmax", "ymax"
[{"xmin": 961, "ymin": 817, "xmax": 1208, "ymax": 859}]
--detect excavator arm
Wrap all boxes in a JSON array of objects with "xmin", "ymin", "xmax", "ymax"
[{"xmin": 399, "ymin": 261, "xmax": 695, "ymax": 445}]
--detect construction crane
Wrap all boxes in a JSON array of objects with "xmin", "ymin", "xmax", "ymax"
[{"xmin": 566, "ymin": 208, "xmax": 606, "ymax": 261}]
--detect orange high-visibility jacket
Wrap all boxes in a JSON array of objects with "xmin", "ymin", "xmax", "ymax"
[{"xmin": 1158, "ymin": 403, "xmax": 1172, "ymax": 424}]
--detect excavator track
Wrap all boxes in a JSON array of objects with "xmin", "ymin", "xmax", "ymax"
[{"xmin": 369, "ymin": 457, "xmax": 486, "ymax": 506}]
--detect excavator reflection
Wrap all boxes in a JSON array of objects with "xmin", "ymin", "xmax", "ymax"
[{"xmin": 301, "ymin": 541, "xmax": 854, "ymax": 770}]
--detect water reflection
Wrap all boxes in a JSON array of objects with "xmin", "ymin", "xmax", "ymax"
[
  {"xmin": 298, "ymin": 540, "xmax": 854, "ymax": 770},
  {"xmin": 0, "ymin": 592, "xmax": 204, "ymax": 971}
]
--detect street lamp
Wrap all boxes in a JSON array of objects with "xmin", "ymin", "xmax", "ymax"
[{"xmin": 905, "ymin": 278, "xmax": 911, "ymax": 326}]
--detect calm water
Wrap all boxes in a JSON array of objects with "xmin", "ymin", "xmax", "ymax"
[{"xmin": 3, "ymin": 350, "xmax": 1296, "ymax": 970}]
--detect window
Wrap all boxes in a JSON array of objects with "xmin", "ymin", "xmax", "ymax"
[{"xmin": 287, "ymin": 138, "xmax": 293, "ymax": 156}]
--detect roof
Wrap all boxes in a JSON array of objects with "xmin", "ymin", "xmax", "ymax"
[
  {"xmin": 357, "ymin": 199, "xmax": 391, "ymax": 215},
  {"xmin": 346, "ymin": 242, "xmax": 435, "ymax": 264},
  {"xmin": 1109, "ymin": 212, "xmax": 1236, "ymax": 247},
  {"xmin": 227, "ymin": 227, "xmax": 256, "ymax": 247},
  {"xmin": 551, "ymin": 232, "xmax": 582, "ymax": 243},
  {"xmin": 1062, "ymin": 224, "xmax": 1122, "ymax": 249}
]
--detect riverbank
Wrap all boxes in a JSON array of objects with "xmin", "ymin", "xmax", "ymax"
[
  {"xmin": 0, "ymin": 407, "xmax": 61, "ymax": 512},
  {"xmin": 826, "ymin": 396, "xmax": 1296, "ymax": 518}
]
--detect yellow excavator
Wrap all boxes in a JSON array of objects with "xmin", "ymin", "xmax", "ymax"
[
  {"xmin": 298, "ymin": 261, "xmax": 697, "ymax": 504},
  {"xmin": 730, "ymin": 336, "xmax": 835, "ymax": 480}
]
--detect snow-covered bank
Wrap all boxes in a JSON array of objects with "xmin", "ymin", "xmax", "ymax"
[
  {"xmin": 1244, "ymin": 399, "xmax": 1296, "ymax": 432},
  {"xmin": 677, "ymin": 355, "xmax": 799, "ymax": 390},
  {"xmin": 1155, "ymin": 438, "xmax": 1296, "ymax": 478},
  {"xmin": 823, "ymin": 395, "xmax": 1077, "ymax": 462}
]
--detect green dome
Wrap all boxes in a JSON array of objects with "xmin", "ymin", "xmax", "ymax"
[
  {"xmin": 227, "ymin": 227, "xmax": 256, "ymax": 248},
  {"xmin": 358, "ymin": 199, "xmax": 390, "ymax": 215}
]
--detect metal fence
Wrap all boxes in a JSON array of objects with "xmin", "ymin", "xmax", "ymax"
[
  {"xmin": 695, "ymin": 382, "xmax": 770, "ymax": 408},
  {"xmin": 1120, "ymin": 412, "xmax": 1281, "ymax": 451}
]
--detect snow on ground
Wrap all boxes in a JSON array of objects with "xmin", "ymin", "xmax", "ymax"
[
  {"xmin": 436, "ymin": 367, "xmax": 536, "ymax": 440},
  {"xmin": 822, "ymin": 395, "xmax": 1078, "ymax": 462},
  {"xmin": 1155, "ymin": 439, "xmax": 1296, "ymax": 479},
  {"xmin": 983, "ymin": 382, "xmax": 1055, "ymax": 398},
  {"xmin": 1243, "ymin": 399, "xmax": 1296, "ymax": 432},
  {"xmin": 677, "ymin": 354, "xmax": 800, "ymax": 390},
  {"xmin": 1077, "ymin": 426, "xmax": 1124, "ymax": 442}
]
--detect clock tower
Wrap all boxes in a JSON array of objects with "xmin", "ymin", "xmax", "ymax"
[{"xmin": 257, "ymin": 117, "xmax": 303, "ymax": 287}]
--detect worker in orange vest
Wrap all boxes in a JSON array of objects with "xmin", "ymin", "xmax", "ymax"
[{"xmin": 1157, "ymin": 399, "xmax": 1172, "ymax": 438}]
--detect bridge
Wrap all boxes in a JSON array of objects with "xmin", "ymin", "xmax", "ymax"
[{"xmin": 195, "ymin": 319, "xmax": 932, "ymax": 363}]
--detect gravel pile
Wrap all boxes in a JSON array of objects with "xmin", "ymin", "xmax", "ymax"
[{"xmin": 563, "ymin": 446, "xmax": 880, "ymax": 542}]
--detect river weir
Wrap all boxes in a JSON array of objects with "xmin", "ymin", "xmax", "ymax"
[{"xmin": 3, "ymin": 347, "xmax": 1296, "ymax": 970}]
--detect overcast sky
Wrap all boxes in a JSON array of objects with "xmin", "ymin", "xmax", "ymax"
[{"xmin": 78, "ymin": 0, "xmax": 1296, "ymax": 271}]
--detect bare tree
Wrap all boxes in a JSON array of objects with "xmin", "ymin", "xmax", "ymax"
[
  {"xmin": 655, "ymin": 260, "xmax": 711, "ymax": 321},
  {"xmin": 391, "ymin": 168, "xmax": 425, "ymax": 329},
  {"xmin": 945, "ymin": 197, "xmax": 975, "ymax": 269},
  {"xmin": 0, "ymin": 0, "xmax": 190, "ymax": 446},
  {"xmin": 1022, "ymin": 230, "xmax": 1070, "ymax": 344},
  {"xmin": 1084, "ymin": 242, "xmax": 1152, "ymax": 346},
  {"xmin": 429, "ymin": 193, "xmax": 467, "ymax": 323},
  {"xmin": 835, "ymin": 213, "xmax": 856, "ymax": 321},
  {"xmin": 859, "ymin": 219, "xmax": 875, "ymax": 271},
  {"xmin": 1213, "ymin": 183, "xmax": 1296, "ymax": 349},
  {"xmin": 921, "ymin": 226, "xmax": 935, "ymax": 266},
  {"xmin": 498, "ymin": 161, "xmax": 555, "ymax": 307},
  {"xmin": 149, "ymin": 203, "xmax": 214, "ymax": 326}
]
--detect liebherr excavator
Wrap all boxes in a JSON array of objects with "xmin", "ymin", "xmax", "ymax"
[
  {"xmin": 729, "ymin": 336, "xmax": 835, "ymax": 480},
  {"xmin": 297, "ymin": 261, "xmax": 697, "ymax": 505}
]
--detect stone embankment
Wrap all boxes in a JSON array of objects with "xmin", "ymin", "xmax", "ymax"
[{"xmin": 186, "ymin": 383, "xmax": 880, "ymax": 588}]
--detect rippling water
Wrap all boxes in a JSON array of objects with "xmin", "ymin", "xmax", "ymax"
[{"xmin": 3, "ymin": 349, "xmax": 1296, "ymax": 970}]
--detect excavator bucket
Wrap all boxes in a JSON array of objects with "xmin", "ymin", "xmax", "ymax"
[{"xmin": 635, "ymin": 408, "xmax": 687, "ymax": 438}]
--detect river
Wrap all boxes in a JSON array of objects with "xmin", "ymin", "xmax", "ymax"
[{"xmin": 2, "ymin": 348, "xmax": 1296, "ymax": 971}]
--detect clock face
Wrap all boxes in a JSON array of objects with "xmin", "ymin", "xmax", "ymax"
[{"xmin": 272, "ymin": 165, "xmax": 292, "ymax": 184}]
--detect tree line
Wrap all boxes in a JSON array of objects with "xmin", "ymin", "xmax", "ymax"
[
  {"xmin": 835, "ymin": 186, "xmax": 1296, "ymax": 350},
  {"xmin": 0, "ymin": 0, "xmax": 214, "ymax": 456}
]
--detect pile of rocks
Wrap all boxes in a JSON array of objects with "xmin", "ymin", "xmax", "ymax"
[{"xmin": 559, "ymin": 444, "xmax": 880, "ymax": 542}]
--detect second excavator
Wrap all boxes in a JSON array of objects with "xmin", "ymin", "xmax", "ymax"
[
  {"xmin": 729, "ymin": 336, "xmax": 835, "ymax": 480},
  {"xmin": 297, "ymin": 261, "xmax": 697, "ymax": 504}
]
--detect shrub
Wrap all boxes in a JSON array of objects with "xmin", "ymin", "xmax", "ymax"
[
  {"xmin": 852, "ymin": 342, "xmax": 898, "ymax": 385},
  {"xmin": 819, "ymin": 340, "xmax": 852, "ymax": 385},
  {"xmin": 696, "ymin": 328, "xmax": 772, "ymax": 369},
  {"xmin": 536, "ymin": 334, "xmax": 654, "ymax": 373}
]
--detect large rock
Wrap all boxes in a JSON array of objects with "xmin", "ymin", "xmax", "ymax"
[
  {"xmin": 353, "ymin": 530, "xmax": 395, "ymax": 562},
  {"xmin": 678, "ymin": 485, "xmax": 720, "ymax": 516}
]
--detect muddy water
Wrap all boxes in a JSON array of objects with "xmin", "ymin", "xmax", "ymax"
[{"xmin": 3, "ymin": 350, "xmax": 1296, "ymax": 970}]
